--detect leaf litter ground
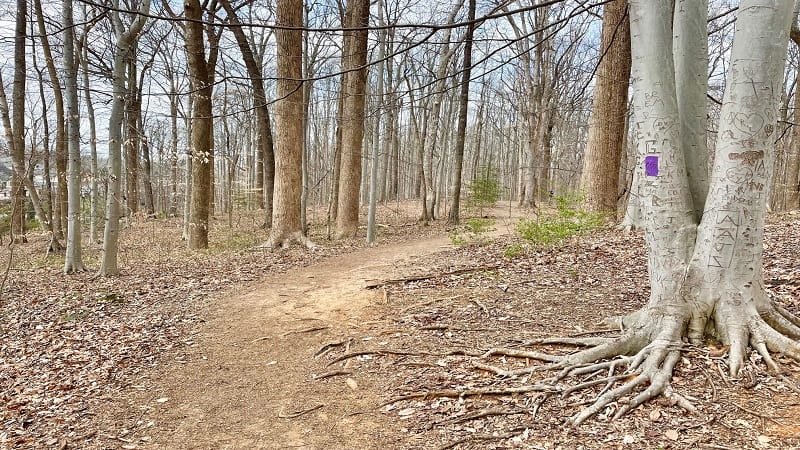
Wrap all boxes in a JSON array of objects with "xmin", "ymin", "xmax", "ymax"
[{"xmin": 2, "ymin": 204, "xmax": 800, "ymax": 449}]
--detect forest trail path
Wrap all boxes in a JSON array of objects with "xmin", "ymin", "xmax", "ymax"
[{"xmin": 138, "ymin": 205, "xmax": 523, "ymax": 449}]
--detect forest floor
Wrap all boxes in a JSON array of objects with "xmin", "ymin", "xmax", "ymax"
[{"xmin": 2, "ymin": 202, "xmax": 800, "ymax": 449}]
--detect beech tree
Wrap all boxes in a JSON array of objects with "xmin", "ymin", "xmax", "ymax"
[
  {"xmin": 99, "ymin": 0, "xmax": 151, "ymax": 276},
  {"xmin": 63, "ymin": 0, "xmax": 85, "ymax": 273},
  {"xmin": 481, "ymin": 0, "xmax": 800, "ymax": 423}
]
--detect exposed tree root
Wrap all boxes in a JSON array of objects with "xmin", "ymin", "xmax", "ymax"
[
  {"xmin": 437, "ymin": 430, "xmax": 523, "ymax": 450},
  {"xmin": 383, "ymin": 385, "xmax": 558, "ymax": 407},
  {"xmin": 467, "ymin": 300, "xmax": 800, "ymax": 425},
  {"xmin": 261, "ymin": 231, "xmax": 316, "ymax": 249}
]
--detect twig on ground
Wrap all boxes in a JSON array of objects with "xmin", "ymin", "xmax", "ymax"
[
  {"xmin": 314, "ymin": 340, "xmax": 346, "ymax": 359},
  {"xmin": 437, "ymin": 431, "xmax": 522, "ymax": 450},
  {"xmin": 282, "ymin": 326, "xmax": 329, "ymax": 337},
  {"xmin": 399, "ymin": 294, "xmax": 465, "ymax": 314},
  {"xmin": 365, "ymin": 265, "xmax": 500, "ymax": 289},
  {"xmin": 725, "ymin": 401, "xmax": 786, "ymax": 426},
  {"xmin": 278, "ymin": 404, "xmax": 324, "ymax": 419},
  {"xmin": 312, "ymin": 370, "xmax": 352, "ymax": 380},
  {"xmin": 327, "ymin": 349, "xmax": 436, "ymax": 366},
  {"xmin": 383, "ymin": 385, "xmax": 558, "ymax": 407},
  {"xmin": 447, "ymin": 408, "xmax": 525, "ymax": 424}
]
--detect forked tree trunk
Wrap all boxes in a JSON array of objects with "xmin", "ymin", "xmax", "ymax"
[
  {"xmin": 540, "ymin": 0, "xmax": 798, "ymax": 425},
  {"xmin": 265, "ymin": 0, "xmax": 314, "ymax": 248},
  {"xmin": 99, "ymin": 0, "xmax": 150, "ymax": 276}
]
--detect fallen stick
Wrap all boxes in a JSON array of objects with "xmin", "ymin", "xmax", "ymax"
[
  {"xmin": 365, "ymin": 265, "xmax": 500, "ymax": 289},
  {"xmin": 278, "ymin": 404, "xmax": 324, "ymax": 419}
]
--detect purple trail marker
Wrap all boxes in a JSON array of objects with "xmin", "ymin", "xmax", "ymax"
[{"xmin": 645, "ymin": 155, "xmax": 659, "ymax": 177}]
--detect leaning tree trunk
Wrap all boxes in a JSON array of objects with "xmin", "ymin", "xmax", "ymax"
[
  {"xmin": 265, "ymin": 0, "xmax": 314, "ymax": 248},
  {"xmin": 33, "ymin": 0, "xmax": 66, "ymax": 241},
  {"xmin": 335, "ymin": 0, "xmax": 370, "ymax": 239},
  {"xmin": 220, "ymin": 0, "xmax": 275, "ymax": 224},
  {"xmin": 63, "ymin": 0, "xmax": 85, "ymax": 273}
]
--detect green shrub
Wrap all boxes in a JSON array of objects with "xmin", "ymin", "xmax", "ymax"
[
  {"xmin": 503, "ymin": 242, "xmax": 525, "ymax": 258},
  {"xmin": 450, "ymin": 218, "xmax": 495, "ymax": 246},
  {"xmin": 517, "ymin": 193, "xmax": 605, "ymax": 246},
  {"xmin": 465, "ymin": 170, "xmax": 501, "ymax": 216}
]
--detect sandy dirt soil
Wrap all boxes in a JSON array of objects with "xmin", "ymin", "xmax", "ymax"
[{"xmin": 104, "ymin": 207, "xmax": 524, "ymax": 450}]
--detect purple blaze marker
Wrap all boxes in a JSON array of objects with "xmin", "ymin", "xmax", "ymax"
[{"xmin": 645, "ymin": 155, "xmax": 659, "ymax": 176}]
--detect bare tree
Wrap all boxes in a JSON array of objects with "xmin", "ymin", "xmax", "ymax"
[
  {"xmin": 492, "ymin": 0, "xmax": 799, "ymax": 423},
  {"xmin": 447, "ymin": 0, "xmax": 476, "ymax": 225},
  {"xmin": 63, "ymin": 0, "xmax": 85, "ymax": 273},
  {"xmin": 579, "ymin": 0, "xmax": 631, "ymax": 212},
  {"xmin": 99, "ymin": 0, "xmax": 151, "ymax": 275},
  {"xmin": 335, "ymin": 0, "xmax": 370, "ymax": 239},
  {"xmin": 265, "ymin": 0, "xmax": 314, "ymax": 248},
  {"xmin": 184, "ymin": 0, "xmax": 215, "ymax": 249}
]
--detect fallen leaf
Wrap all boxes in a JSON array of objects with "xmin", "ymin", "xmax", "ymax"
[
  {"xmin": 649, "ymin": 409, "xmax": 661, "ymax": 422},
  {"xmin": 155, "ymin": 397, "xmax": 170, "ymax": 403},
  {"xmin": 345, "ymin": 377, "xmax": 358, "ymax": 390},
  {"xmin": 665, "ymin": 429, "xmax": 679, "ymax": 441}
]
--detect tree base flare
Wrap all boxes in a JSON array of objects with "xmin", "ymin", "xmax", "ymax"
[
  {"xmin": 474, "ymin": 299, "xmax": 800, "ymax": 424},
  {"xmin": 261, "ymin": 231, "xmax": 316, "ymax": 250}
]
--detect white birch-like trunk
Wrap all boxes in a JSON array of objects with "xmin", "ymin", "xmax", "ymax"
[
  {"xmin": 99, "ymin": 0, "xmax": 150, "ymax": 275},
  {"xmin": 63, "ymin": 0, "xmax": 85, "ymax": 273},
  {"xmin": 506, "ymin": 0, "xmax": 800, "ymax": 425}
]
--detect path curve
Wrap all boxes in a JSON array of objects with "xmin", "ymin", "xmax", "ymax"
[{"xmin": 134, "ymin": 207, "xmax": 523, "ymax": 449}]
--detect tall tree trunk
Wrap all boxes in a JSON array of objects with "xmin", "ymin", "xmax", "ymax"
[
  {"xmin": 63, "ymin": 0, "xmax": 85, "ymax": 273},
  {"xmin": 219, "ymin": 0, "xmax": 275, "ymax": 224},
  {"xmin": 81, "ymin": 24, "xmax": 99, "ymax": 243},
  {"xmin": 141, "ymin": 133, "xmax": 156, "ymax": 216},
  {"xmin": 366, "ymin": 0, "xmax": 386, "ymax": 244},
  {"xmin": 447, "ymin": 0, "xmax": 476, "ymax": 225},
  {"xmin": 185, "ymin": 0, "xmax": 213, "ymax": 249},
  {"xmin": 99, "ymin": 0, "xmax": 150, "ymax": 276},
  {"xmin": 33, "ymin": 0, "xmax": 66, "ymax": 240},
  {"xmin": 10, "ymin": 0, "xmax": 27, "ymax": 242},
  {"xmin": 335, "ymin": 0, "xmax": 370, "ymax": 239},
  {"xmin": 125, "ymin": 50, "xmax": 140, "ymax": 215},
  {"xmin": 579, "ymin": 0, "xmax": 631, "ymax": 212},
  {"xmin": 674, "ymin": 0, "xmax": 710, "ymax": 221},
  {"xmin": 266, "ymin": 0, "xmax": 314, "ymax": 248}
]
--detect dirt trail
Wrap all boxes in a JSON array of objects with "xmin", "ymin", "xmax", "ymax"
[{"xmin": 130, "ymin": 208, "xmax": 522, "ymax": 449}]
